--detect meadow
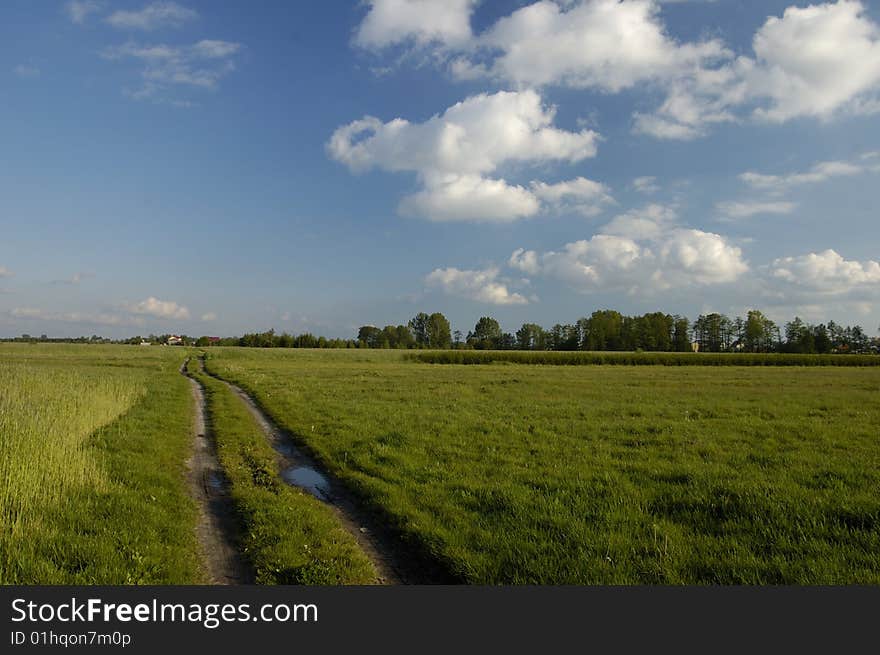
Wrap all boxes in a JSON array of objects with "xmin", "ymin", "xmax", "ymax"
[
  {"xmin": 2, "ymin": 343, "xmax": 879, "ymax": 585},
  {"xmin": 205, "ymin": 347, "xmax": 880, "ymax": 584},
  {"xmin": 0, "ymin": 344, "xmax": 201, "ymax": 584}
]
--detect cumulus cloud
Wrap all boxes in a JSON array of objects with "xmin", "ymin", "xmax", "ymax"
[
  {"xmin": 459, "ymin": 0, "xmax": 728, "ymax": 92},
  {"xmin": 632, "ymin": 176, "xmax": 660, "ymax": 194},
  {"xmin": 602, "ymin": 203, "xmax": 677, "ymax": 240},
  {"xmin": 715, "ymin": 200, "xmax": 797, "ymax": 219},
  {"xmin": 425, "ymin": 266, "xmax": 529, "ymax": 304},
  {"xmin": 65, "ymin": 0, "xmax": 102, "ymax": 24},
  {"xmin": 530, "ymin": 177, "xmax": 615, "ymax": 217},
  {"xmin": 399, "ymin": 175, "xmax": 540, "ymax": 222},
  {"xmin": 508, "ymin": 203, "xmax": 748, "ymax": 293},
  {"xmin": 328, "ymin": 89, "xmax": 600, "ymax": 221},
  {"xmin": 638, "ymin": 0, "xmax": 880, "ymax": 137},
  {"xmin": 127, "ymin": 296, "xmax": 191, "ymax": 320},
  {"xmin": 370, "ymin": 1, "xmax": 880, "ymax": 140},
  {"xmin": 201, "ymin": 312, "xmax": 217, "ymax": 321},
  {"xmin": 740, "ymin": 159, "xmax": 868, "ymax": 194},
  {"xmin": 354, "ymin": 0, "xmax": 477, "ymax": 50},
  {"xmin": 746, "ymin": 1, "xmax": 880, "ymax": 122},
  {"xmin": 771, "ymin": 249, "xmax": 880, "ymax": 293},
  {"xmin": 0, "ymin": 266, "xmax": 13, "ymax": 278},
  {"xmin": 106, "ymin": 2, "xmax": 198, "ymax": 31},
  {"xmin": 102, "ymin": 39, "xmax": 242, "ymax": 100}
]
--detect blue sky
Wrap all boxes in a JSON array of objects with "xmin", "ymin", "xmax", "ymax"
[{"xmin": 2, "ymin": 0, "xmax": 879, "ymax": 338}]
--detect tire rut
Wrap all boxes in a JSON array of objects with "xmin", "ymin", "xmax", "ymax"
[{"xmin": 182, "ymin": 359, "xmax": 253, "ymax": 584}]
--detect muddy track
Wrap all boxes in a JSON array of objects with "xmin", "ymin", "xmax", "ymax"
[
  {"xmin": 200, "ymin": 359, "xmax": 456, "ymax": 584},
  {"xmin": 181, "ymin": 359, "xmax": 253, "ymax": 584}
]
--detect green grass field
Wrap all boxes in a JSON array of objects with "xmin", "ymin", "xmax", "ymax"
[
  {"xmin": 3, "ymin": 343, "xmax": 879, "ymax": 584},
  {"xmin": 205, "ymin": 347, "xmax": 880, "ymax": 584},
  {"xmin": 0, "ymin": 344, "xmax": 202, "ymax": 584}
]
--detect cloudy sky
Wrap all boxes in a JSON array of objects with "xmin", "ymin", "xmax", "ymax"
[{"xmin": 2, "ymin": 0, "xmax": 879, "ymax": 338}]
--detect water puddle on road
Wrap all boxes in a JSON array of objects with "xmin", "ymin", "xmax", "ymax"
[
  {"xmin": 282, "ymin": 466, "xmax": 331, "ymax": 501},
  {"xmin": 205, "ymin": 470, "xmax": 224, "ymax": 493}
]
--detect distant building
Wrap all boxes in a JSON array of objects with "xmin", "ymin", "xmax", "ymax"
[
  {"xmin": 691, "ymin": 341, "xmax": 700, "ymax": 353},
  {"xmin": 167, "ymin": 335, "xmax": 184, "ymax": 346},
  {"xmin": 139, "ymin": 340, "xmax": 151, "ymax": 346}
]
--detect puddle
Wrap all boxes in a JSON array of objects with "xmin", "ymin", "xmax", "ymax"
[
  {"xmin": 205, "ymin": 470, "xmax": 224, "ymax": 493},
  {"xmin": 282, "ymin": 466, "xmax": 331, "ymax": 501},
  {"xmin": 275, "ymin": 441, "xmax": 296, "ymax": 457}
]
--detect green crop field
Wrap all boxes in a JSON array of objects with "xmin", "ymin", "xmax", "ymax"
[
  {"xmin": 0, "ymin": 344, "xmax": 201, "ymax": 584},
  {"xmin": 205, "ymin": 347, "xmax": 880, "ymax": 584}
]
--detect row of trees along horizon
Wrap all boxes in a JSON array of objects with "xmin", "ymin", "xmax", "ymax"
[{"xmin": 9, "ymin": 309, "xmax": 873, "ymax": 354}]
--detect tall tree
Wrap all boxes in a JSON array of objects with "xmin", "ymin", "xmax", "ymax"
[
  {"xmin": 426, "ymin": 312, "xmax": 452, "ymax": 349},
  {"xmin": 469, "ymin": 316, "xmax": 502, "ymax": 350},
  {"xmin": 408, "ymin": 312, "xmax": 430, "ymax": 347}
]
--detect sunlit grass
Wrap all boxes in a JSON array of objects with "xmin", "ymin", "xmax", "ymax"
[{"xmin": 206, "ymin": 347, "xmax": 880, "ymax": 584}]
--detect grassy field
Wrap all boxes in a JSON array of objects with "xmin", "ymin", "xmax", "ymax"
[
  {"xmin": 205, "ymin": 347, "xmax": 880, "ymax": 584},
  {"xmin": 187, "ymin": 359, "xmax": 376, "ymax": 584},
  {"xmin": 0, "ymin": 344, "xmax": 202, "ymax": 584}
]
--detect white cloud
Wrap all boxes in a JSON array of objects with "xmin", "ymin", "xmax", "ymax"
[
  {"xmin": 352, "ymin": 1, "xmax": 880, "ymax": 140},
  {"xmin": 530, "ymin": 177, "xmax": 615, "ymax": 217},
  {"xmin": 354, "ymin": 0, "xmax": 477, "ymax": 50},
  {"xmin": 602, "ymin": 203, "xmax": 677, "ymax": 240},
  {"xmin": 638, "ymin": 0, "xmax": 880, "ymax": 137},
  {"xmin": 425, "ymin": 266, "xmax": 529, "ymax": 304},
  {"xmin": 399, "ymin": 175, "xmax": 540, "ymax": 222},
  {"xmin": 127, "ymin": 296, "xmax": 191, "ymax": 320},
  {"xmin": 746, "ymin": 1, "xmax": 880, "ymax": 123},
  {"xmin": 740, "ymin": 159, "xmax": 867, "ymax": 193},
  {"xmin": 65, "ymin": 0, "xmax": 102, "ymax": 25},
  {"xmin": 328, "ymin": 89, "xmax": 599, "ymax": 222},
  {"xmin": 462, "ymin": 0, "xmax": 728, "ymax": 92},
  {"xmin": 200, "ymin": 312, "xmax": 217, "ymax": 321},
  {"xmin": 102, "ymin": 39, "xmax": 242, "ymax": 100},
  {"xmin": 715, "ymin": 200, "xmax": 797, "ymax": 219},
  {"xmin": 106, "ymin": 2, "xmax": 198, "ymax": 31},
  {"xmin": 13, "ymin": 64, "xmax": 40, "ymax": 78},
  {"xmin": 508, "ymin": 202, "xmax": 747, "ymax": 293},
  {"xmin": 632, "ymin": 176, "xmax": 660, "ymax": 194},
  {"xmin": 0, "ymin": 266, "xmax": 13, "ymax": 278},
  {"xmin": 771, "ymin": 249, "xmax": 880, "ymax": 293},
  {"xmin": 509, "ymin": 248, "xmax": 541, "ymax": 276}
]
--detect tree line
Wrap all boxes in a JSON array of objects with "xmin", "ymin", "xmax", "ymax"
[
  {"xmin": 348, "ymin": 309, "xmax": 878, "ymax": 355},
  {"xmin": 4, "ymin": 310, "xmax": 878, "ymax": 354}
]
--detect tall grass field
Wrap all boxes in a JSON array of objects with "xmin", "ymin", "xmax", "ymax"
[
  {"xmin": 206, "ymin": 347, "xmax": 880, "ymax": 584},
  {"xmin": 0, "ymin": 344, "xmax": 201, "ymax": 584}
]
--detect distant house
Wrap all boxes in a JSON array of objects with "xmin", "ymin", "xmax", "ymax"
[
  {"xmin": 167, "ymin": 335, "xmax": 184, "ymax": 346},
  {"xmin": 139, "ymin": 340, "xmax": 151, "ymax": 346},
  {"xmin": 691, "ymin": 341, "xmax": 700, "ymax": 353}
]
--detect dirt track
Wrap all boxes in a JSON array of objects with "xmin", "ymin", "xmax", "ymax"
[{"xmin": 182, "ymin": 361, "xmax": 252, "ymax": 584}]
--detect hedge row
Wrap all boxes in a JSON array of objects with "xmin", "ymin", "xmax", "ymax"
[{"xmin": 405, "ymin": 351, "xmax": 880, "ymax": 366}]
